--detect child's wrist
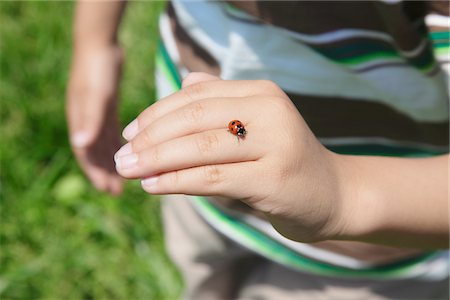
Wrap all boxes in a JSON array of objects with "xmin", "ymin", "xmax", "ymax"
[
  {"xmin": 73, "ymin": 40, "xmax": 121, "ymax": 56},
  {"xmin": 327, "ymin": 153, "xmax": 381, "ymax": 242}
]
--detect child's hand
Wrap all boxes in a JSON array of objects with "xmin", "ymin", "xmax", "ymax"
[
  {"xmin": 66, "ymin": 45, "xmax": 124, "ymax": 195},
  {"xmin": 115, "ymin": 73, "xmax": 348, "ymax": 242}
]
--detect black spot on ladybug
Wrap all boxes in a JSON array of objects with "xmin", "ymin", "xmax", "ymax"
[{"xmin": 232, "ymin": 121, "xmax": 235, "ymax": 125}]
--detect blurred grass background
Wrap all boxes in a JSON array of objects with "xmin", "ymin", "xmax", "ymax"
[{"xmin": 0, "ymin": 1, "xmax": 183, "ymax": 299}]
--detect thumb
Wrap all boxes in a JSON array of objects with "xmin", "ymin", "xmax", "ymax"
[{"xmin": 182, "ymin": 72, "xmax": 221, "ymax": 88}]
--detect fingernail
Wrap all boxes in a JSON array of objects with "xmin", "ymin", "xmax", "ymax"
[
  {"xmin": 141, "ymin": 176, "xmax": 159, "ymax": 188},
  {"xmin": 114, "ymin": 143, "xmax": 133, "ymax": 162},
  {"xmin": 71, "ymin": 132, "xmax": 91, "ymax": 148},
  {"xmin": 116, "ymin": 153, "xmax": 138, "ymax": 170},
  {"xmin": 123, "ymin": 119, "xmax": 139, "ymax": 141}
]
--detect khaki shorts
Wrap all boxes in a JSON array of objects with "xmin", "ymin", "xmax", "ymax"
[{"xmin": 161, "ymin": 195, "xmax": 449, "ymax": 300}]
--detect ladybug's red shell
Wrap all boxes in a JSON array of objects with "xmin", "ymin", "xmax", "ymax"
[{"xmin": 228, "ymin": 120, "xmax": 247, "ymax": 137}]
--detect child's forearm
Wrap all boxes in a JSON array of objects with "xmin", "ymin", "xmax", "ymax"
[
  {"xmin": 336, "ymin": 153, "xmax": 449, "ymax": 249},
  {"xmin": 73, "ymin": 0, "xmax": 127, "ymax": 50},
  {"xmin": 67, "ymin": 1, "xmax": 128, "ymax": 195}
]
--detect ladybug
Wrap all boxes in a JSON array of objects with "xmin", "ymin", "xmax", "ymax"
[{"xmin": 228, "ymin": 120, "xmax": 247, "ymax": 138}]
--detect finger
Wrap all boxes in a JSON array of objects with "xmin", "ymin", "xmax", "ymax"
[
  {"xmin": 122, "ymin": 79, "xmax": 279, "ymax": 141},
  {"xmin": 75, "ymin": 150, "xmax": 108, "ymax": 191},
  {"xmin": 182, "ymin": 72, "xmax": 220, "ymax": 88},
  {"xmin": 74, "ymin": 146, "xmax": 123, "ymax": 195},
  {"xmin": 67, "ymin": 93, "xmax": 120, "ymax": 148},
  {"xmin": 82, "ymin": 159, "xmax": 123, "ymax": 195},
  {"xmin": 106, "ymin": 174, "xmax": 123, "ymax": 196},
  {"xmin": 115, "ymin": 128, "xmax": 262, "ymax": 179},
  {"xmin": 140, "ymin": 161, "xmax": 263, "ymax": 200},
  {"xmin": 121, "ymin": 96, "xmax": 256, "ymax": 154},
  {"xmin": 67, "ymin": 95, "xmax": 115, "ymax": 149}
]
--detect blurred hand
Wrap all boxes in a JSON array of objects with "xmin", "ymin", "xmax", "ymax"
[
  {"xmin": 66, "ymin": 45, "xmax": 124, "ymax": 195},
  {"xmin": 114, "ymin": 72, "xmax": 348, "ymax": 242}
]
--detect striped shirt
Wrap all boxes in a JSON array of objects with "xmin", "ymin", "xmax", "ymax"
[{"xmin": 157, "ymin": 0, "xmax": 449, "ymax": 279}]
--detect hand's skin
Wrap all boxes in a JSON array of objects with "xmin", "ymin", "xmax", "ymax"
[
  {"xmin": 66, "ymin": 1, "xmax": 127, "ymax": 195},
  {"xmin": 115, "ymin": 72, "xmax": 349, "ymax": 242},
  {"xmin": 67, "ymin": 46, "xmax": 124, "ymax": 195},
  {"xmin": 115, "ymin": 73, "xmax": 449, "ymax": 248}
]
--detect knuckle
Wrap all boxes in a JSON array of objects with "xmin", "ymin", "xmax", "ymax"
[
  {"xmin": 142, "ymin": 127, "xmax": 153, "ymax": 145},
  {"xmin": 167, "ymin": 169, "xmax": 180, "ymax": 187},
  {"xmin": 182, "ymin": 81, "xmax": 207, "ymax": 101},
  {"xmin": 203, "ymin": 165, "xmax": 222, "ymax": 186},
  {"xmin": 265, "ymin": 96, "xmax": 292, "ymax": 115},
  {"xmin": 258, "ymin": 80, "xmax": 283, "ymax": 95},
  {"xmin": 133, "ymin": 127, "xmax": 153, "ymax": 152},
  {"xmin": 196, "ymin": 132, "xmax": 219, "ymax": 156},
  {"xmin": 180, "ymin": 101, "xmax": 205, "ymax": 124},
  {"xmin": 151, "ymin": 145, "xmax": 161, "ymax": 164},
  {"xmin": 140, "ymin": 106, "xmax": 156, "ymax": 124}
]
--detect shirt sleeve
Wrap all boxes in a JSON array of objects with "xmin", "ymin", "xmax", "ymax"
[{"xmin": 425, "ymin": 1, "xmax": 450, "ymax": 75}]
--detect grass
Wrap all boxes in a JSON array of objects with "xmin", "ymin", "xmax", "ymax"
[{"xmin": 0, "ymin": 2, "xmax": 183, "ymax": 299}]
